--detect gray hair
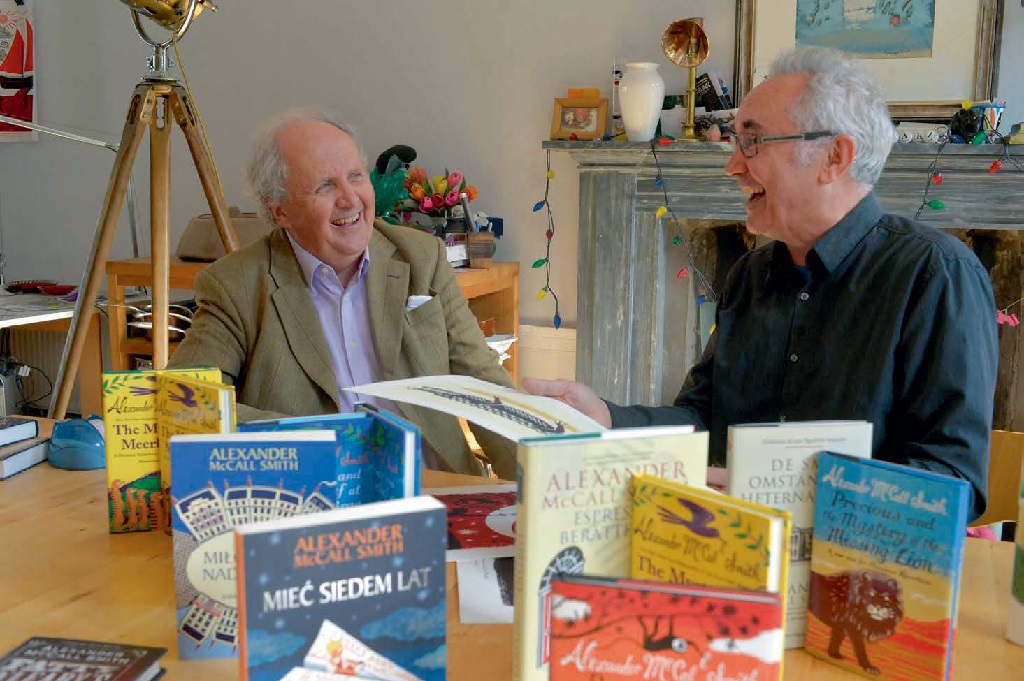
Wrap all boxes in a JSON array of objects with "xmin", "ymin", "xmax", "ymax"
[
  {"xmin": 244, "ymin": 108, "xmax": 364, "ymax": 227},
  {"xmin": 769, "ymin": 46, "xmax": 897, "ymax": 187}
]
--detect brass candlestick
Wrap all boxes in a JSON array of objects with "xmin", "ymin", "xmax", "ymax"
[{"xmin": 662, "ymin": 18, "xmax": 710, "ymax": 141}]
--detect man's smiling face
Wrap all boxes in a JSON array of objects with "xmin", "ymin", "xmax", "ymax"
[
  {"xmin": 724, "ymin": 73, "xmax": 829, "ymax": 244},
  {"xmin": 269, "ymin": 119, "xmax": 375, "ymax": 283}
]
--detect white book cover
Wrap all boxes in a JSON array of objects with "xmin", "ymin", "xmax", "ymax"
[{"xmin": 726, "ymin": 420, "xmax": 872, "ymax": 649}]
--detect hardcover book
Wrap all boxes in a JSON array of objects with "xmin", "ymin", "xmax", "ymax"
[
  {"xmin": 156, "ymin": 372, "xmax": 236, "ymax": 528},
  {"xmin": 0, "ymin": 636, "xmax": 166, "ymax": 681},
  {"xmin": 1009, "ymin": 456, "xmax": 1024, "ymax": 646},
  {"xmin": 170, "ymin": 430, "xmax": 339, "ymax": 660},
  {"xmin": 547, "ymin": 575, "xmax": 783, "ymax": 681},
  {"xmin": 425, "ymin": 483, "xmax": 517, "ymax": 560},
  {"xmin": 240, "ymin": 404, "xmax": 420, "ymax": 506},
  {"xmin": 235, "ymin": 495, "xmax": 448, "ymax": 681},
  {"xmin": 512, "ymin": 426, "xmax": 708, "ymax": 681},
  {"xmin": 102, "ymin": 367, "xmax": 221, "ymax": 534},
  {"xmin": 807, "ymin": 452, "xmax": 970, "ymax": 681},
  {"xmin": 726, "ymin": 420, "xmax": 872, "ymax": 647},
  {"xmin": 629, "ymin": 473, "xmax": 791, "ymax": 598},
  {"xmin": 0, "ymin": 436, "xmax": 48, "ymax": 480},
  {"xmin": 0, "ymin": 415, "xmax": 38, "ymax": 447}
]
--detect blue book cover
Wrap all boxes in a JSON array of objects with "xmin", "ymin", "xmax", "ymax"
[
  {"xmin": 235, "ymin": 496, "xmax": 448, "ymax": 681},
  {"xmin": 240, "ymin": 406, "xmax": 420, "ymax": 506},
  {"xmin": 170, "ymin": 430, "xmax": 340, "ymax": 660},
  {"xmin": 806, "ymin": 452, "xmax": 970, "ymax": 681}
]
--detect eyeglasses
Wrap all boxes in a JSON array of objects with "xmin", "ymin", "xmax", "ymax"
[{"xmin": 730, "ymin": 130, "xmax": 837, "ymax": 158}]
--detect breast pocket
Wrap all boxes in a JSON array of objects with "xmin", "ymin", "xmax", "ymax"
[{"xmin": 404, "ymin": 295, "xmax": 449, "ymax": 370}]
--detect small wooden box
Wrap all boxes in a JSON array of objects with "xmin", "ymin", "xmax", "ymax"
[{"xmin": 467, "ymin": 232, "xmax": 495, "ymax": 268}]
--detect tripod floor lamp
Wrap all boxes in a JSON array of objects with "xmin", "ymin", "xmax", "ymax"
[{"xmin": 40, "ymin": 0, "xmax": 239, "ymax": 420}]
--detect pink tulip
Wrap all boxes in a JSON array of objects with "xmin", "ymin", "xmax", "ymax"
[
  {"xmin": 420, "ymin": 197, "xmax": 435, "ymax": 211},
  {"xmin": 445, "ymin": 189, "xmax": 460, "ymax": 206},
  {"xmin": 447, "ymin": 171, "xmax": 463, "ymax": 189}
]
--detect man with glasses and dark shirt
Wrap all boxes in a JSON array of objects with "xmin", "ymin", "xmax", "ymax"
[{"xmin": 524, "ymin": 46, "xmax": 998, "ymax": 521}]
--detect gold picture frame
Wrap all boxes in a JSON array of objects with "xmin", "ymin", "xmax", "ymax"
[
  {"xmin": 550, "ymin": 97, "xmax": 608, "ymax": 140},
  {"xmin": 733, "ymin": 0, "xmax": 1003, "ymax": 121}
]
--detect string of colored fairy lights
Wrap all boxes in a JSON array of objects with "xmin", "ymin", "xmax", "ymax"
[
  {"xmin": 531, "ymin": 149, "xmax": 562, "ymax": 329},
  {"xmin": 648, "ymin": 139, "xmax": 719, "ymax": 304}
]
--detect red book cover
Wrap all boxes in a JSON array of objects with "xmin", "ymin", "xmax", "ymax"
[
  {"xmin": 548, "ymin": 575, "xmax": 783, "ymax": 681},
  {"xmin": 426, "ymin": 483, "xmax": 516, "ymax": 560}
]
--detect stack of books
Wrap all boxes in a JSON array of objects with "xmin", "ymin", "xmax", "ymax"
[{"xmin": 0, "ymin": 415, "xmax": 47, "ymax": 480}]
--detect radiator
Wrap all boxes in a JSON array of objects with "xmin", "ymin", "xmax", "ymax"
[
  {"xmin": 7, "ymin": 328, "xmax": 81, "ymax": 415},
  {"xmin": 518, "ymin": 324, "xmax": 576, "ymax": 383}
]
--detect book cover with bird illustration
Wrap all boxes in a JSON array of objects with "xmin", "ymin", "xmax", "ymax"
[
  {"xmin": 806, "ymin": 452, "xmax": 970, "ymax": 681},
  {"xmin": 547, "ymin": 574, "xmax": 783, "ymax": 681},
  {"xmin": 235, "ymin": 495, "xmax": 447, "ymax": 681},
  {"xmin": 170, "ymin": 430, "xmax": 339, "ymax": 660},
  {"xmin": 101, "ymin": 367, "xmax": 222, "ymax": 534},
  {"xmin": 512, "ymin": 426, "xmax": 708, "ymax": 681},
  {"xmin": 628, "ymin": 473, "xmax": 791, "ymax": 603},
  {"xmin": 239, "ymin": 405, "xmax": 420, "ymax": 506},
  {"xmin": 156, "ymin": 372, "xmax": 236, "ymax": 528}
]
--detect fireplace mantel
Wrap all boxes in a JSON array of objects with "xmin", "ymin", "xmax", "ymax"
[{"xmin": 546, "ymin": 141, "xmax": 1024, "ymax": 410}]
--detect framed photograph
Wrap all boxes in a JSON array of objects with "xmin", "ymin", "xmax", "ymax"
[
  {"xmin": 734, "ymin": 0, "xmax": 1003, "ymax": 121},
  {"xmin": 550, "ymin": 97, "xmax": 607, "ymax": 140},
  {"xmin": 0, "ymin": 0, "xmax": 36, "ymax": 141}
]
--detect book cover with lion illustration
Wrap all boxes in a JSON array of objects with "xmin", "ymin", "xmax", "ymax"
[
  {"xmin": 101, "ymin": 367, "xmax": 221, "ymax": 534},
  {"xmin": 807, "ymin": 452, "xmax": 970, "ymax": 681},
  {"xmin": 512, "ymin": 426, "xmax": 708, "ymax": 681},
  {"xmin": 547, "ymin": 574, "xmax": 783, "ymax": 681}
]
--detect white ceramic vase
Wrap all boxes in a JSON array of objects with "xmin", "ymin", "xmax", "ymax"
[{"xmin": 618, "ymin": 62, "xmax": 665, "ymax": 142}]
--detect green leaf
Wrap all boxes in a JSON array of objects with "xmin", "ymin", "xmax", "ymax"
[{"xmin": 736, "ymin": 533, "xmax": 747, "ymax": 539}]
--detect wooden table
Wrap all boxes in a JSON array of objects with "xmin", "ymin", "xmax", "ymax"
[
  {"xmin": 2, "ymin": 457, "xmax": 1020, "ymax": 679},
  {"xmin": 105, "ymin": 258, "xmax": 520, "ymax": 382}
]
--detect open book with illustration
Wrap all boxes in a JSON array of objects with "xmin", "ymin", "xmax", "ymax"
[{"xmin": 348, "ymin": 375, "xmax": 606, "ymax": 441}]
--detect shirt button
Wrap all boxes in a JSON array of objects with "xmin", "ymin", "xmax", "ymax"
[
  {"xmin": 790, "ymin": 353, "xmax": 799, "ymax": 362},
  {"xmin": 799, "ymin": 292, "xmax": 810, "ymax": 301}
]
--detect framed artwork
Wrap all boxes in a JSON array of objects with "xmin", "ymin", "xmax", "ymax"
[
  {"xmin": 0, "ymin": 0, "xmax": 35, "ymax": 141},
  {"xmin": 550, "ymin": 97, "xmax": 607, "ymax": 140},
  {"xmin": 734, "ymin": 0, "xmax": 1003, "ymax": 121}
]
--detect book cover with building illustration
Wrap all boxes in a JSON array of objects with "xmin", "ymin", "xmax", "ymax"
[
  {"xmin": 102, "ymin": 367, "xmax": 221, "ymax": 534},
  {"xmin": 235, "ymin": 496, "xmax": 447, "ymax": 681},
  {"xmin": 240, "ymin": 405, "xmax": 419, "ymax": 506},
  {"xmin": 547, "ymin": 575, "xmax": 783, "ymax": 681},
  {"xmin": 512, "ymin": 426, "xmax": 707, "ymax": 681},
  {"xmin": 806, "ymin": 452, "xmax": 970, "ymax": 681},
  {"xmin": 629, "ymin": 473, "xmax": 791, "ymax": 599},
  {"xmin": 170, "ymin": 430, "xmax": 339, "ymax": 660},
  {"xmin": 0, "ymin": 636, "xmax": 166, "ymax": 681},
  {"xmin": 726, "ymin": 420, "xmax": 872, "ymax": 648}
]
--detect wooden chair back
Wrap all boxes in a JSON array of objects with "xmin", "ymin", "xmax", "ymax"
[{"xmin": 970, "ymin": 430, "xmax": 1024, "ymax": 527}]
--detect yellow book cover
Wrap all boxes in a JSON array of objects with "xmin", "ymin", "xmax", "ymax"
[
  {"xmin": 629, "ymin": 472, "xmax": 792, "ymax": 598},
  {"xmin": 512, "ymin": 426, "xmax": 708, "ymax": 681},
  {"xmin": 102, "ymin": 367, "xmax": 221, "ymax": 534},
  {"xmin": 155, "ymin": 371, "xmax": 235, "ymax": 527}
]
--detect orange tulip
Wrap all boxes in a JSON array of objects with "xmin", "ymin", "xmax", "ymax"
[
  {"xmin": 409, "ymin": 184, "xmax": 425, "ymax": 200},
  {"xmin": 465, "ymin": 185, "xmax": 479, "ymax": 201}
]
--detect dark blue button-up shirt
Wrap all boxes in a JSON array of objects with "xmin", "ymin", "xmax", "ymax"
[{"xmin": 608, "ymin": 193, "xmax": 998, "ymax": 519}]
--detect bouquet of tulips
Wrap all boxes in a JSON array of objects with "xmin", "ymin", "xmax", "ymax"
[{"xmin": 403, "ymin": 167, "xmax": 479, "ymax": 219}]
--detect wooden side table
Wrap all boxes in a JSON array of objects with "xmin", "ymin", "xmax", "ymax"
[{"xmin": 105, "ymin": 258, "xmax": 520, "ymax": 382}]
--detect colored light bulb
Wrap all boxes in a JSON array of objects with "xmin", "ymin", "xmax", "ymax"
[
  {"xmin": 553, "ymin": 313, "xmax": 562, "ymax": 329},
  {"xmin": 989, "ymin": 160, "xmax": 1003, "ymax": 174},
  {"xmin": 696, "ymin": 295, "xmax": 706, "ymax": 305},
  {"xmin": 569, "ymin": 133, "xmax": 579, "ymax": 141},
  {"xmin": 657, "ymin": 137, "xmax": 673, "ymax": 146},
  {"xmin": 676, "ymin": 267, "xmax": 688, "ymax": 280},
  {"xmin": 545, "ymin": 230, "xmax": 554, "ymax": 240},
  {"xmin": 931, "ymin": 173, "xmax": 943, "ymax": 185},
  {"xmin": 547, "ymin": 170, "xmax": 556, "ymax": 179},
  {"xmin": 928, "ymin": 199, "xmax": 945, "ymax": 210},
  {"xmin": 532, "ymin": 258, "xmax": 546, "ymax": 268},
  {"xmin": 655, "ymin": 206, "xmax": 668, "ymax": 218},
  {"xmin": 672, "ymin": 236, "xmax": 682, "ymax": 245},
  {"xmin": 533, "ymin": 201, "xmax": 544, "ymax": 212},
  {"xmin": 537, "ymin": 289, "xmax": 547, "ymax": 301},
  {"xmin": 655, "ymin": 178, "xmax": 664, "ymax": 188}
]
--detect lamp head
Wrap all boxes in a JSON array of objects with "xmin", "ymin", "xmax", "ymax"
[
  {"xmin": 119, "ymin": 0, "xmax": 216, "ymax": 32},
  {"xmin": 662, "ymin": 19, "xmax": 709, "ymax": 69}
]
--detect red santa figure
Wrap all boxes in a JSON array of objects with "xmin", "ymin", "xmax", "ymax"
[{"xmin": 0, "ymin": 0, "xmax": 34, "ymax": 133}]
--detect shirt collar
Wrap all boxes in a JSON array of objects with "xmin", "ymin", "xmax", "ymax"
[
  {"xmin": 286, "ymin": 231, "xmax": 370, "ymax": 288},
  {"xmin": 808, "ymin": 192, "xmax": 884, "ymax": 273}
]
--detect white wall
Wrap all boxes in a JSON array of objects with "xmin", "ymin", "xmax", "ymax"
[{"xmin": 1, "ymin": 1, "xmax": 1021, "ymax": 329}]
